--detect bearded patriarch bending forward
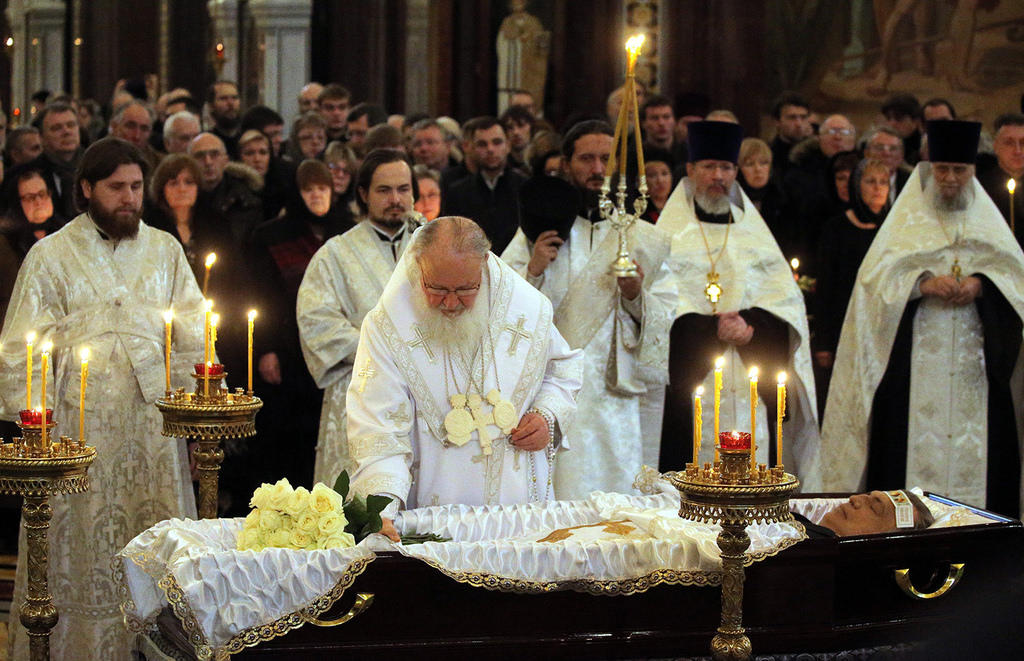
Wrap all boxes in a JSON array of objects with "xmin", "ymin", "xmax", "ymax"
[{"xmin": 346, "ymin": 216, "xmax": 583, "ymax": 541}]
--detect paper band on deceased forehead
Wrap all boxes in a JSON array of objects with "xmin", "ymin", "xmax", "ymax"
[{"xmin": 885, "ymin": 490, "xmax": 915, "ymax": 529}]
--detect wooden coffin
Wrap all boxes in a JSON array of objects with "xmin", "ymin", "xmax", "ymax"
[{"xmin": 147, "ymin": 495, "xmax": 1024, "ymax": 660}]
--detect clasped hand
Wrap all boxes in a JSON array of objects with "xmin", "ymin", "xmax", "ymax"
[
  {"xmin": 717, "ymin": 310, "xmax": 754, "ymax": 346},
  {"xmin": 920, "ymin": 275, "xmax": 982, "ymax": 305}
]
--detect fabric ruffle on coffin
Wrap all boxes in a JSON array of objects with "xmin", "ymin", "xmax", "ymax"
[{"xmin": 115, "ymin": 517, "xmax": 375, "ymax": 661}]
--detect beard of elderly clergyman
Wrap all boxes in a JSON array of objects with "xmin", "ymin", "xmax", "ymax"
[{"xmin": 928, "ymin": 162, "xmax": 975, "ymax": 213}]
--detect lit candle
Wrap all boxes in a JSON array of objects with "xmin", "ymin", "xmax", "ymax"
[
  {"xmin": 163, "ymin": 309, "xmax": 173, "ymax": 392},
  {"xmin": 693, "ymin": 386, "xmax": 704, "ymax": 465},
  {"xmin": 203, "ymin": 252, "xmax": 217, "ymax": 297},
  {"xmin": 40, "ymin": 342, "xmax": 51, "ymax": 447},
  {"xmin": 205, "ymin": 361, "xmax": 211, "ymax": 399},
  {"xmin": 626, "ymin": 35, "xmax": 646, "ymax": 176},
  {"xmin": 203, "ymin": 299, "xmax": 213, "ymax": 377},
  {"xmin": 777, "ymin": 372, "xmax": 786, "ymax": 468},
  {"xmin": 1009, "ymin": 179, "xmax": 1016, "ymax": 234},
  {"xmin": 749, "ymin": 366, "xmax": 759, "ymax": 472},
  {"xmin": 26, "ymin": 331, "xmax": 35, "ymax": 410},
  {"xmin": 247, "ymin": 309, "xmax": 257, "ymax": 393},
  {"xmin": 210, "ymin": 313, "xmax": 220, "ymax": 362},
  {"xmin": 713, "ymin": 356, "xmax": 724, "ymax": 463},
  {"xmin": 790, "ymin": 257, "xmax": 800, "ymax": 282},
  {"xmin": 80, "ymin": 348, "xmax": 89, "ymax": 442},
  {"xmin": 625, "ymin": 34, "xmax": 644, "ymax": 76}
]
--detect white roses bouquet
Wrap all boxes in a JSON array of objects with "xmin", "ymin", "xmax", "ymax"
[{"xmin": 236, "ymin": 473, "xmax": 391, "ymax": 552}]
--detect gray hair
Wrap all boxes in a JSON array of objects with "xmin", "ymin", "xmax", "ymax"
[
  {"xmin": 411, "ymin": 216, "xmax": 491, "ymax": 262},
  {"xmin": 164, "ymin": 110, "xmax": 200, "ymax": 138},
  {"xmin": 111, "ymin": 100, "xmax": 156, "ymax": 126}
]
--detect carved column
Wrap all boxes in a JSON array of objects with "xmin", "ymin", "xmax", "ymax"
[
  {"xmin": 4, "ymin": 0, "xmax": 66, "ymax": 123},
  {"xmin": 248, "ymin": 0, "xmax": 312, "ymax": 126}
]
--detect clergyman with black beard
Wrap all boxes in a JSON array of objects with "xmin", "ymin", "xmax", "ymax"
[
  {"xmin": 296, "ymin": 148, "xmax": 422, "ymax": 486},
  {"xmin": 0, "ymin": 136, "xmax": 208, "ymax": 658},
  {"xmin": 822, "ymin": 120, "xmax": 1024, "ymax": 518}
]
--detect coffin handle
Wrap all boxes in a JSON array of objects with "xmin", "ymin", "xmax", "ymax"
[
  {"xmin": 893, "ymin": 563, "xmax": 964, "ymax": 600},
  {"xmin": 300, "ymin": 592, "xmax": 375, "ymax": 627}
]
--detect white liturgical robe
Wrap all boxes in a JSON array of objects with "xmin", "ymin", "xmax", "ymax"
[
  {"xmin": 822, "ymin": 164, "xmax": 1024, "ymax": 512},
  {"xmin": 502, "ymin": 216, "xmax": 676, "ymax": 500},
  {"xmin": 297, "ymin": 220, "xmax": 415, "ymax": 485},
  {"xmin": 0, "ymin": 215, "xmax": 205, "ymax": 660},
  {"xmin": 656, "ymin": 180, "xmax": 821, "ymax": 489},
  {"xmin": 347, "ymin": 248, "xmax": 583, "ymax": 515}
]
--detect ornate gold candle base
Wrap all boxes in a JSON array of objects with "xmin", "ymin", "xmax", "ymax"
[
  {"xmin": 666, "ymin": 447, "xmax": 799, "ymax": 661},
  {"xmin": 0, "ymin": 419, "xmax": 95, "ymax": 661},
  {"xmin": 156, "ymin": 370, "xmax": 261, "ymax": 519}
]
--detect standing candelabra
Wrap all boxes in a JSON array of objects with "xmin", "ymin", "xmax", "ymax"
[
  {"xmin": 666, "ymin": 434, "xmax": 798, "ymax": 661},
  {"xmin": 156, "ymin": 366, "xmax": 261, "ymax": 519},
  {"xmin": 0, "ymin": 412, "xmax": 95, "ymax": 661},
  {"xmin": 599, "ymin": 34, "xmax": 648, "ymax": 278}
]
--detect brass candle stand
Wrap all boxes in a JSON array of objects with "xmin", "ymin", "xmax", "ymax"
[
  {"xmin": 155, "ymin": 367, "xmax": 261, "ymax": 519},
  {"xmin": 0, "ymin": 414, "xmax": 95, "ymax": 661},
  {"xmin": 666, "ymin": 443, "xmax": 799, "ymax": 661}
]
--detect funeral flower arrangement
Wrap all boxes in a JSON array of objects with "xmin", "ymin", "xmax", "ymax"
[{"xmin": 236, "ymin": 473, "xmax": 391, "ymax": 551}]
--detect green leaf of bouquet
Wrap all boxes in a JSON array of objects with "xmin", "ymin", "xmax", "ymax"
[
  {"xmin": 333, "ymin": 471, "xmax": 350, "ymax": 500},
  {"xmin": 365, "ymin": 494, "xmax": 392, "ymax": 516},
  {"xmin": 345, "ymin": 497, "xmax": 368, "ymax": 527}
]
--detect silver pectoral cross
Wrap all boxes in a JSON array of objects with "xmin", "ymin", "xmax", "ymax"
[
  {"xmin": 504, "ymin": 314, "xmax": 532, "ymax": 356},
  {"xmin": 407, "ymin": 324, "xmax": 436, "ymax": 362}
]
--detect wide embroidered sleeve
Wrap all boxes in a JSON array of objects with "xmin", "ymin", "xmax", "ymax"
[{"xmin": 297, "ymin": 246, "xmax": 363, "ymax": 388}]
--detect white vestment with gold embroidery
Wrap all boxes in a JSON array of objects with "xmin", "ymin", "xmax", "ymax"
[
  {"xmin": 347, "ymin": 252, "xmax": 583, "ymax": 515},
  {"xmin": 297, "ymin": 220, "xmax": 415, "ymax": 485},
  {"xmin": 501, "ymin": 216, "xmax": 676, "ymax": 499}
]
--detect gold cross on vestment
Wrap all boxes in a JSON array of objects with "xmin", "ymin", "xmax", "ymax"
[
  {"xmin": 407, "ymin": 324, "xmax": 436, "ymax": 362},
  {"xmin": 504, "ymin": 315, "xmax": 532, "ymax": 355},
  {"xmin": 356, "ymin": 358, "xmax": 375, "ymax": 393},
  {"xmin": 386, "ymin": 403, "xmax": 410, "ymax": 425}
]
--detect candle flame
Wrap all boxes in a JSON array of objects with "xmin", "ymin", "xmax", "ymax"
[
  {"xmin": 778, "ymin": 371, "xmax": 787, "ymax": 385},
  {"xmin": 749, "ymin": 366, "xmax": 759, "ymax": 380},
  {"xmin": 41, "ymin": 341, "xmax": 52, "ymax": 354},
  {"xmin": 790, "ymin": 257, "xmax": 799, "ymax": 270},
  {"xmin": 696, "ymin": 385, "xmax": 705, "ymax": 396},
  {"xmin": 248, "ymin": 309, "xmax": 257, "ymax": 321},
  {"xmin": 205, "ymin": 299, "xmax": 213, "ymax": 311},
  {"xmin": 1009, "ymin": 179, "xmax": 1017, "ymax": 194},
  {"xmin": 211, "ymin": 313, "xmax": 220, "ymax": 328},
  {"xmin": 205, "ymin": 253, "xmax": 217, "ymax": 268},
  {"xmin": 715, "ymin": 356, "xmax": 725, "ymax": 370},
  {"xmin": 163, "ymin": 309, "xmax": 173, "ymax": 323},
  {"xmin": 26, "ymin": 331, "xmax": 35, "ymax": 343},
  {"xmin": 625, "ymin": 34, "xmax": 645, "ymax": 54},
  {"xmin": 80, "ymin": 347, "xmax": 89, "ymax": 362}
]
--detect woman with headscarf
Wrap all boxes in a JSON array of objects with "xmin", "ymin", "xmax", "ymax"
[{"xmin": 813, "ymin": 158, "xmax": 891, "ymax": 406}]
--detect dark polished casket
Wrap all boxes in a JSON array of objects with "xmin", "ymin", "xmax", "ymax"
[{"xmin": 137, "ymin": 494, "xmax": 1024, "ymax": 661}]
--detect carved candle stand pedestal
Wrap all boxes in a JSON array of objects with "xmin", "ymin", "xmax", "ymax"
[
  {"xmin": 155, "ymin": 366, "xmax": 261, "ymax": 519},
  {"xmin": 0, "ymin": 414, "xmax": 95, "ymax": 661},
  {"xmin": 666, "ymin": 437, "xmax": 799, "ymax": 661}
]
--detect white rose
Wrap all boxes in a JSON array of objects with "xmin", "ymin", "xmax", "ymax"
[
  {"xmin": 268, "ymin": 478, "xmax": 294, "ymax": 510},
  {"xmin": 310, "ymin": 482, "xmax": 343, "ymax": 514},
  {"xmin": 249, "ymin": 483, "xmax": 274, "ymax": 510},
  {"xmin": 285, "ymin": 487, "xmax": 311, "ymax": 518},
  {"xmin": 258, "ymin": 508, "xmax": 282, "ymax": 531},
  {"xmin": 237, "ymin": 527, "xmax": 261, "ymax": 551},
  {"xmin": 243, "ymin": 509, "xmax": 261, "ymax": 530},
  {"xmin": 289, "ymin": 528, "xmax": 314, "ymax": 550},
  {"xmin": 322, "ymin": 532, "xmax": 356, "ymax": 549},
  {"xmin": 296, "ymin": 511, "xmax": 319, "ymax": 532},
  {"xmin": 267, "ymin": 529, "xmax": 292, "ymax": 548},
  {"xmin": 317, "ymin": 512, "xmax": 345, "ymax": 536}
]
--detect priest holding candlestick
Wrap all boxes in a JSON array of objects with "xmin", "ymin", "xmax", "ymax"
[
  {"xmin": 0, "ymin": 137, "xmax": 207, "ymax": 660},
  {"xmin": 656, "ymin": 121, "xmax": 821, "ymax": 489},
  {"xmin": 502, "ymin": 122, "xmax": 676, "ymax": 498}
]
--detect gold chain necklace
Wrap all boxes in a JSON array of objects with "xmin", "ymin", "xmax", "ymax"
[{"xmin": 697, "ymin": 216, "xmax": 731, "ymax": 313}]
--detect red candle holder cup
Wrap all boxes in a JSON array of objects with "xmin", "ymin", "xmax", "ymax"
[
  {"xmin": 718, "ymin": 431, "xmax": 751, "ymax": 450},
  {"xmin": 19, "ymin": 409, "xmax": 53, "ymax": 425},
  {"xmin": 194, "ymin": 363, "xmax": 225, "ymax": 376}
]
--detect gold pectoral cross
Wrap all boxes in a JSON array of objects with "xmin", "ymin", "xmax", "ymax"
[
  {"xmin": 704, "ymin": 271, "xmax": 723, "ymax": 314},
  {"xmin": 951, "ymin": 258, "xmax": 962, "ymax": 282}
]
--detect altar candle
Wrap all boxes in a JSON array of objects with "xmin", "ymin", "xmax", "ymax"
[
  {"xmin": 713, "ymin": 356, "xmax": 724, "ymax": 463},
  {"xmin": 40, "ymin": 342, "xmax": 50, "ymax": 447},
  {"xmin": 693, "ymin": 386, "xmax": 704, "ymax": 465},
  {"xmin": 26, "ymin": 331, "xmax": 35, "ymax": 409},
  {"xmin": 790, "ymin": 257, "xmax": 800, "ymax": 282},
  {"xmin": 749, "ymin": 366, "xmax": 758, "ymax": 472},
  {"xmin": 80, "ymin": 348, "xmax": 89, "ymax": 442},
  {"xmin": 202, "ymin": 252, "xmax": 217, "ymax": 297},
  {"xmin": 163, "ymin": 309, "xmax": 173, "ymax": 391},
  {"xmin": 204, "ymin": 361, "xmax": 211, "ymax": 398},
  {"xmin": 203, "ymin": 299, "xmax": 212, "ymax": 377},
  {"xmin": 626, "ymin": 35, "xmax": 646, "ymax": 176},
  {"xmin": 247, "ymin": 310, "xmax": 257, "ymax": 392},
  {"xmin": 1009, "ymin": 179, "xmax": 1016, "ymax": 233},
  {"xmin": 776, "ymin": 372, "xmax": 786, "ymax": 468}
]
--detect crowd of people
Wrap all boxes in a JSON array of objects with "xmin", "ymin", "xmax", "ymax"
[{"xmin": 0, "ymin": 74, "xmax": 1022, "ymax": 658}]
